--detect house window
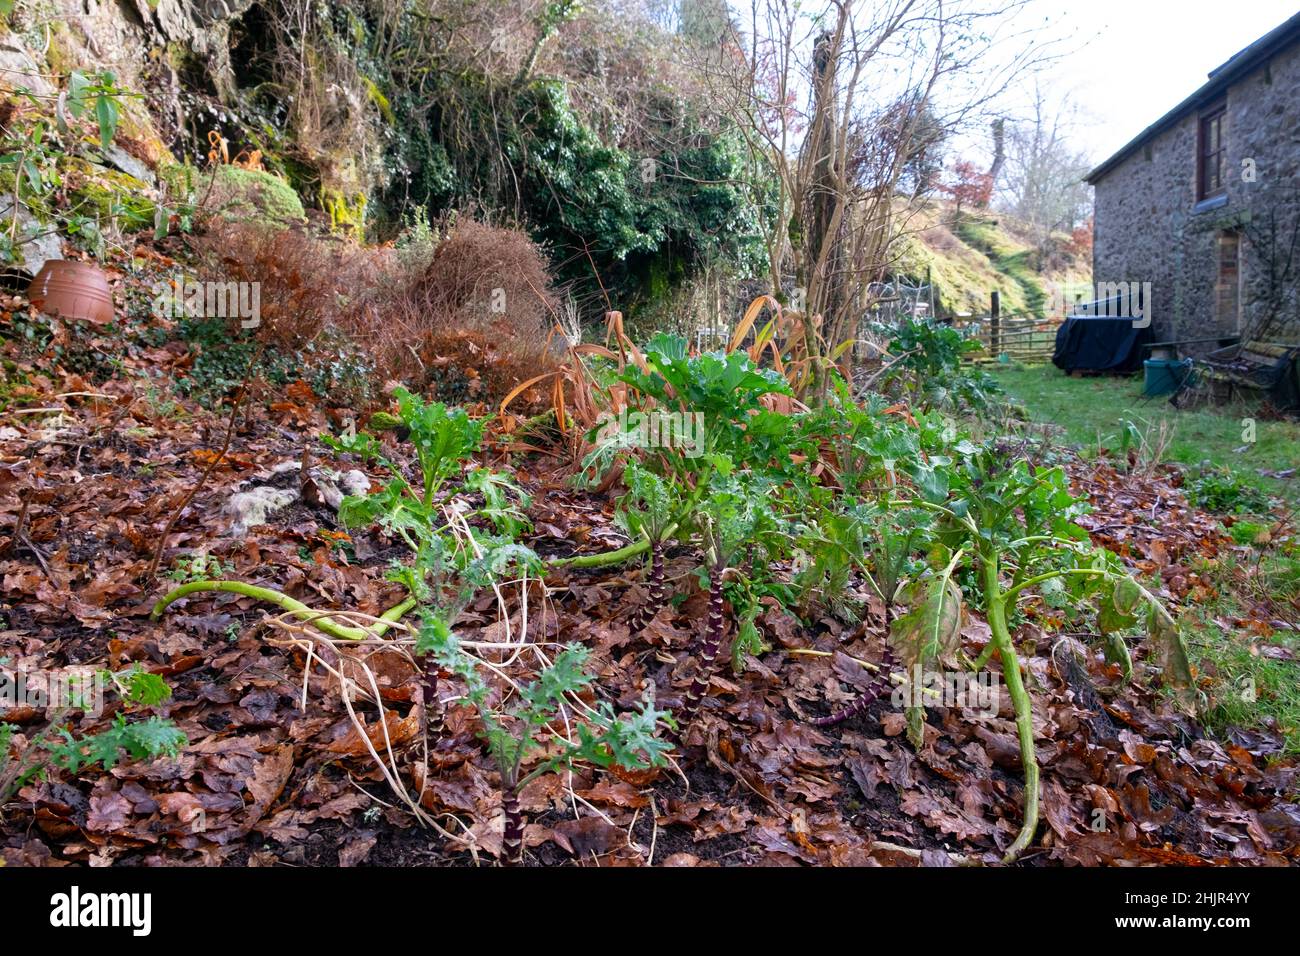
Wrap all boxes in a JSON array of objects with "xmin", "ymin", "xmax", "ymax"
[
  {"xmin": 1215, "ymin": 230, "xmax": 1241, "ymax": 333},
  {"xmin": 1198, "ymin": 104, "xmax": 1227, "ymax": 200}
]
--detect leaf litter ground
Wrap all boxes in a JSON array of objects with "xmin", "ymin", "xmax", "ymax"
[{"xmin": 1, "ymin": 275, "xmax": 1297, "ymax": 867}]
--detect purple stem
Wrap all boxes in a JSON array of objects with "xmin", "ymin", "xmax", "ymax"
[
  {"xmin": 628, "ymin": 542, "xmax": 667, "ymax": 633},
  {"xmin": 422, "ymin": 656, "xmax": 443, "ymax": 734},
  {"xmin": 502, "ymin": 785, "xmax": 524, "ymax": 866},
  {"xmin": 811, "ymin": 645, "xmax": 898, "ymax": 727},
  {"xmin": 673, "ymin": 563, "xmax": 726, "ymax": 735}
]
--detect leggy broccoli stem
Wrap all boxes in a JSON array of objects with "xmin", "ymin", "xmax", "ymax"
[
  {"xmin": 968, "ymin": 640, "xmax": 997, "ymax": 671},
  {"xmin": 812, "ymin": 644, "xmax": 898, "ymax": 727},
  {"xmin": 672, "ymin": 557, "xmax": 727, "ymax": 737},
  {"xmin": 501, "ymin": 784, "xmax": 525, "ymax": 866},
  {"xmin": 965, "ymin": 567, "xmax": 1108, "ymax": 673},
  {"xmin": 548, "ymin": 461, "xmax": 711, "ymax": 569},
  {"xmin": 983, "ymin": 558, "xmax": 1039, "ymax": 864},
  {"xmin": 548, "ymin": 536, "xmax": 651, "ymax": 569},
  {"xmin": 1001, "ymin": 567, "xmax": 1106, "ymax": 604},
  {"xmin": 628, "ymin": 541, "xmax": 667, "ymax": 633},
  {"xmin": 547, "ymin": 517, "xmax": 682, "ymax": 570},
  {"xmin": 151, "ymin": 580, "xmax": 416, "ymax": 642}
]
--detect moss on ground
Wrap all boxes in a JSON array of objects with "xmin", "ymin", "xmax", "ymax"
[
  {"xmin": 891, "ymin": 203, "xmax": 1089, "ymax": 320},
  {"xmin": 955, "ymin": 216, "xmax": 1049, "ymax": 317},
  {"xmin": 115, "ymin": 98, "xmax": 175, "ymax": 166}
]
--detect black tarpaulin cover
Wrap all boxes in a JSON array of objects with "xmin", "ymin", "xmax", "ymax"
[{"xmin": 1052, "ymin": 316, "xmax": 1156, "ymax": 373}]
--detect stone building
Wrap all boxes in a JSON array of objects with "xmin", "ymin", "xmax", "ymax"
[{"xmin": 1086, "ymin": 12, "xmax": 1300, "ymax": 349}]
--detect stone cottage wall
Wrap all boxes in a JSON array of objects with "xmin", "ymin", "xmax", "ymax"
[{"xmin": 1093, "ymin": 40, "xmax": 1300, "ymax": 347}]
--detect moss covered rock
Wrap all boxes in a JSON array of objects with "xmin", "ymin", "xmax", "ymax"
[
  {"xmin": 162, "ymin": 164, "xmax": 307, "ymax": 225},
  {"xmin": 114, "ymin": 97, "xmax": 175, "ymax": 168},
  {"xmin": 63, "ymin": 157, "xmax": 156, "ymax": 232},
  {"xmin": 321, "ymin": 188, "xmax": 366, "ymax": 240}
]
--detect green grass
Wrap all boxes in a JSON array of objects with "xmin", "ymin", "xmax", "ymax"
[
  {"xmin": 992, "ymin": 363, "xmax": 1300, "ymax": 507},
  {"xmin": 955, "ymin": 217, "xmax": 1048, "ymax": 316},
  {"xmin": 1185, "ymin": 550, "xmax": 1300, "ymax": 755}
]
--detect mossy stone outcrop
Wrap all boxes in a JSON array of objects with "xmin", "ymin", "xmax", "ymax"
[
  {"xmin": 161, "ymin": 164, "xmax": 307, "ymax": 225},
  {"xmin": 63, "ymin": 157, "xmax": 157, "ymax": 232}
]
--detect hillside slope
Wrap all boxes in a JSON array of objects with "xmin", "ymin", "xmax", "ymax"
[{"xmin": 891, "ymin": 201, "xmax": 1091, "ymax": 320}]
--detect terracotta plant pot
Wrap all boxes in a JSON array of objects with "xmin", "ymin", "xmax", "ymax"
[{"xmin": 26, "ymin": 260, "xmax": 114, "ymax": 325}]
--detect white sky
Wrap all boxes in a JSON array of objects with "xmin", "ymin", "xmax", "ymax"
[{"xmin": 1030, "ymin": 0, "xmax": 1300, "ymax": 163}]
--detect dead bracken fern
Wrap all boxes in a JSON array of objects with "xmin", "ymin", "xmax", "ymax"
[{"xmin": 189, "ymin": 217, "xmax": 562, "ymax": 410}]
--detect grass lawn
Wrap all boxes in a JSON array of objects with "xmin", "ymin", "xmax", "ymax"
[{"xmin": 991, "ymin": 363, "xmax": 1300, "ymax": 507}]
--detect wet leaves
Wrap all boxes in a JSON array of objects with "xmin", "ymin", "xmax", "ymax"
[{"xmin": 2, "ymin": 296, "xmax": 1296, "ymax": 867}]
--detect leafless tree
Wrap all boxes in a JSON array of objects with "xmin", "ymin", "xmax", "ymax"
[
  {"xmin": 1241, "ymin": 184, "xmax": 1300, "ymax": 341},
  {"xmin": 997, "ymin": 85, "xmax": 1093, "ymax": 269},
  {"xmin": 698, "ymin": 0, "xmax": 1058, "ymax": 395}
]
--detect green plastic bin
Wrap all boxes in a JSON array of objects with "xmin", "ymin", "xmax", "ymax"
[{"xmin": 1143, "ymin": 359, "xmax": 1191, "ymax": 396}]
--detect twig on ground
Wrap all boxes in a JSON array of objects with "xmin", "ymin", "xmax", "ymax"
[{"xmin": 145, "ymin": 343, "xmax": 263, "ymax": 580}]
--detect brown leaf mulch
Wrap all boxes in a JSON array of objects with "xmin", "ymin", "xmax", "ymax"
[{"xmin": 2, "ymin": 276, "xmax": 1297, "ymax": 867}]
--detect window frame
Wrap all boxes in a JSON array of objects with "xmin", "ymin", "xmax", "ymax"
[{"xmin": 1197, "ymin": 101, "xmax": 1227, "ymax": 201}]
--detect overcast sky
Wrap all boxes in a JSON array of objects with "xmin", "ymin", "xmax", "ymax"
[{"xmin": 1032, "ymin": 0, "xmax": 1299, "ymax": 163}]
